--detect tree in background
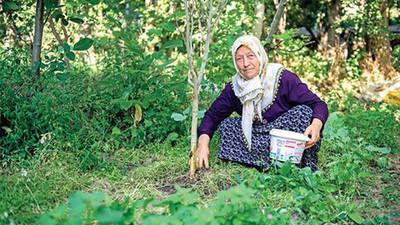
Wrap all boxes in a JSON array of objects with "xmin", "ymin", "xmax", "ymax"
[
  {"xmin": 32, "ymin": 0, "xmax": 44, "ymax": 81},
  {"xmin": 362, "ymin": 0, "xmax": 398, "ymax": 79}
]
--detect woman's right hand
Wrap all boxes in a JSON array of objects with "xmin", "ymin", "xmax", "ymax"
[{"xmin": 188, "ymin": 134, "xmax": 210, "ymax": 169}]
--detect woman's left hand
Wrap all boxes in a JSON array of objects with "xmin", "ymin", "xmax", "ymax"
[{"xmin": 304, "ymin": 118, "xmax": 323, "ymax": 149}]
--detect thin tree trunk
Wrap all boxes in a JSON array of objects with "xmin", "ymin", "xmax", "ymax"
[
  {"xmin": 49, "ymin": 17, "xmax": 64, "ymax": 47},
  {"xmin": 266, "ymin": 0, "xmax": 286, "ymax": 44},
  {"xmin": 273, "ymin": 0, "xmax": 285, "ymax": 34},
  {"xmin": 253, "ymin": 2, "xmax": 265, "ymax": 39},
  {"xmin": 189, "ymin": 0, "xmax": 215, "ymax": 179},
  {"xmin": 268, "ymin": 0, "xmax": 286, "ymax": 63},
  {"xmin": 32, "ymin": 0, "xmax": 44, "ymax": 82},
  {"xmin": 185, "ymin": 0, "xmax": 225, "ymax": 179}
]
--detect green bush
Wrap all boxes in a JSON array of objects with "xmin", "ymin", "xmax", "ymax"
[{"xmin": 0, "ymin": 43, "xmax": 188, "ymax": 169}]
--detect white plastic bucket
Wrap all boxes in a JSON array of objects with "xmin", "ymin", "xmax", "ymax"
[{"xmin": 269, "ymin": 129, "xmax": 310, "ymax": 164}]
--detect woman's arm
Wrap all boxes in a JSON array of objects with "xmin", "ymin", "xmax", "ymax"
[
  {"xmin": 283, "ymin": 70, "xmax": 328, "ymax": 148},
  {"xmin": 197, "ymin": 83, "xmax": 239, "ymax": 139},
  {"xmin": 195, "ymin": 83, "xmax": 239, "ymax": 168}
]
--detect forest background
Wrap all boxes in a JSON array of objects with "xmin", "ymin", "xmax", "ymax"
[{"xmin": 1, "ymin": 0, "xmax": 400, "ymax": 224}]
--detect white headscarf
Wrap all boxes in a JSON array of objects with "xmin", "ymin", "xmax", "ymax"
[{"xmin": 231, "ymin": 35, "xmax": 284, "ymax": 151}]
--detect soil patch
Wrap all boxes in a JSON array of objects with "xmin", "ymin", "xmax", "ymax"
[{"xmin": 156, "ymin": 170, "xmax": 207, "ymax": 194}]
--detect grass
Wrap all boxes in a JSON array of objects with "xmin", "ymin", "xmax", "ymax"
[{"xmin": 1, "ymin": 101, "xmax": 400, "ymax": 224}]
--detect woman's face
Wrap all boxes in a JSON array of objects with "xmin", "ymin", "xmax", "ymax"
[{"xmin": 235, "ymin": 45, "xmax": 260, "ymax": 80}]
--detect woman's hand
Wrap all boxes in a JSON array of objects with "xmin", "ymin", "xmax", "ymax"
[
  {"xmin": 188, "ymin": 134, "xmax": 210, "ymax": 168},
  {"xmin": 304, "ymin": 118, "xmax": 323, "ymax": 149}
]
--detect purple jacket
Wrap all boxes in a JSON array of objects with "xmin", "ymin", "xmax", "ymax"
[{"xmin": 198, "ymin": 69, "xmax": 329, "ymax": 139}]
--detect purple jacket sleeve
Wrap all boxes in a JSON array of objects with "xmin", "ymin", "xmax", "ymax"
[
  {"xmin": 283, "ymin": 70, "xmax": 329, "ymax": 125},
  {"xmin": 197, "ymin": 83, "xmax": 238, "ymax": 139}
]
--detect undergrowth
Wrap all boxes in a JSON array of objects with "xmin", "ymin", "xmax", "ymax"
[{"xmin": 1, "ymin": 96, "xmax": 399, "ymax": 224}]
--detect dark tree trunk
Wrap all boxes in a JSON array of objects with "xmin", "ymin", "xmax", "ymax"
[
  {"xmin": 366, "ymin": 0, "xmax": 396, "ymax": 78},
  {"xmin": 32, "ymin": 0, "xmax": 44, "ymax": 82},
  {"xmin": 327, "ymin": 0, "xmax": 340, "ymax": 47}
]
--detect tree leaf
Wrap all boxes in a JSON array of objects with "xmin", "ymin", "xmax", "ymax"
[
  {"xmin": 171, "ymin": 113, "xmax": 187, "ymax": 121},
  {"xmin": 3, "ymin": 1, "xmax": 19, "ymax": 11},
  {"xmin": 112, "ymin": 127, "xmax": 121, "ymax": 135},
  {"xmin": 134, "ymin": 104, "xmax": 142, "ymax": 122},
  {"xmin": 348, "ymin": 211, "xmax": 363, "ymax": 224},
  {"xmin": 198, "ymin": 110, "xmax": 206, "ymax": 119},
  {"xmin": 65, "ymin": 52, "xmax": 75, "ymax": 61},
  {"xmin": 366, "ymin": 145, "xmax": 391, "ymax": 154},
  {"xmin": 160, "ymin": 23, "xmax": 176, "ymax": 32},
  {"xmin": 167, "ymin": 132, "xmax": 179, "ymax": 141},
  {"xmin": 95, "ymin": 207, "xmax": 123, "ymax": 224},
  {"xmin": 44, "ymin": 0, "xmax": 58, "ymax": 9},
  {"xmin": 162, "ymin": 40, "xmax": 183, "ymax": 49},
  {"xmin": 88, "ymin": 0, "xmax": 100, "ymax": 5},
  {"xmin": 51, "ymin": 10, "xmax": 63, "ymax": 20},
  {"xmin": 69, "ymin": 17, "xmax": 84, "ymax": 24},
  {"xmin": 61, "ymin": 18, "xmax": 69, "ymax": 26},
  {"xmin": 119, "ymin": 100, "xmax": 134, "ymax": 110},
  {"xmin": 73, "ymin": 38, "xmax": 94, "ymax": 51}
]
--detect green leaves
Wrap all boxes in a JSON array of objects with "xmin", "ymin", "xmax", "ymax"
[
  {"xmin": 69, "ymin": 17, "xmax": 84, "ymax": 24},
  {"xmin": 112, "ymin": 127, "xmax": 122, "ymax": 135},
  {"xmin": 73, "ymin": 38, "xmax": 94, "ymax": 51},
  {"xmin": 2, "ymin": 1, "xmax": 18, "ymax": 11},
  {"xmin": 87, "ymin": 0, "xmax": 100, "ymax": 5},
  {"xmin": 65, "ymin": 52, "xmax": 75, "ymax": 61},
  {"xmin": 366, "ymin": 145, "xmax": 391, "ymax": 154},
  {"xmin": 95, "ymin": 208, "xmax": 123, "ymax": 223},
  {"xmin": 162, "ymin": 40, "xmax": 183, "ymax": 49},
  {"xmin": 160, "ymin": 23, "xmax": 176, "ymax": 32},
  {"xmin": 171, "ymin": 113, "xmax": 187, "ymax": 121},
  {"xmin": 167, "ymin": 132, "xmax": 179, "ymax": 141},
  {"xmin": 44, "ymin": 0, "xmax": 56, "ymax": 9},
  {"xmin": 348, "ymin": 211, "xmax": 363, "ymax": 224}
]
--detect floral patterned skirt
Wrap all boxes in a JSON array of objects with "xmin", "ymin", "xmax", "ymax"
[{"xmin": 218, "ymin": 105, "xmax": 321, "ymax": 172}]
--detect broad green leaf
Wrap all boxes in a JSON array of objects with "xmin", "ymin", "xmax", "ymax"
[
  {"xmin": 64, "ymin": 44, "xmax": 71, "ymax": 52},
  {"xmin": 73, "ymin": 38, "xmax": 94, "ymax": 51},
  {"xmin": 348, "ymin": 211, "xmax": 363, "ymax": 224},
  {"xmin": 88, "ymin": 0, "xmax": 100, "ymax": 5},
  {"xmin": 61, "ymin": 18, "xmax": 69, "ymax": 26},
  {"xmin": 366, "ymin": 145, "xmax": 391, "ymax": 154},
  {"xmin": 57, "ymin": 73, "xmax": 69, "ymax": 82},
  {"xmin": 198, "ymin": 110, "xmax": 206, "ymax": 119},
  {"xmin": 70, "ymin": 17, "xmax": 84, "ymax": 24},
  {"xmin": 95, "ymin": 207, "xmax": 123, "ymax": 224},
  {"xmin": 144, "ymin": 120, "xmax": 153, "ymax": 127},
  {"xmin": 51, "ymin": 10, "xmax": 63, "ymax": 20},
  {"xmin": 44, "ymin": 0, "xmax": 58, "ymax": 9},
  {"xmin": 131, "ymin": 126, "xmax": 138, "ymax": 137},
  {"xmin": 68, "ymin": 192, "xmax": 85, "ymax": 223},
  {"xmin": 3, "ymin": 1, "xmax": 18, "ymax": 11},
  {"xmin": 112, "ymin": 127, "xmax": 121, "ymax": 135},
  {"xmin": 167, "ymin": 132, "xmax": 179, "ymax": 141},
  {"xmin": 65, "ymin": 52, "xmax": 75, "ymax": 61},
  {"xmin": 160, "ymin": 23, "xmax": 176, "ymax": 32},
  {"xmin": 171, "ymin": 113, "xmax": 187, "ymax": 121},
  {"xmin": 36, "ymin": 215, "xmax": 58, "ymax": 225},
  {"xmin": 162, "ymin": 40, "xmax": 183, "ymax": 49},
  {"xmin": 119, "ymin": 100, "xmax": 134, "ymax": 110}
]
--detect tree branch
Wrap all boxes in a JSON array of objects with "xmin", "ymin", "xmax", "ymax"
[
  {"xmin": 266, "ymin": 0, "xmax": 286, "ymax": 44},
  {"xmin": 49, "ymin": 17, "xmax": 64, "ymax": 47},
  {"xmin": 197, "ymin": 0, "xmax": 214, "ymax": 85}
]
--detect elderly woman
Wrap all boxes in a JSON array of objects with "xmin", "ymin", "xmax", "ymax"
[{"xmin": 195, "ymin": 35, "xmax": 328, "ymax": 172}]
